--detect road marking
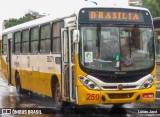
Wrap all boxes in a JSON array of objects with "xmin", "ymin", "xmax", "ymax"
[
  {"xmin": 156, "ymin": 98, "xmax": 160, "ymax": 100},
  {"xmin": 156, "ymin": 90, "xmax": 160, "ymax": 92}
]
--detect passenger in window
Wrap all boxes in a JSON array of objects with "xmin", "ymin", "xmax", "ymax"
[
  {"xmin": 121, "ymin": 37, "xmax": 134, "ymax": 66},
  {"xmin": 121, "ymin": 37, "xmax": 131, "ymax": 57},
  {"xmin": 121, "ymin": 34, "xmax": 143, "ymax": 66}
]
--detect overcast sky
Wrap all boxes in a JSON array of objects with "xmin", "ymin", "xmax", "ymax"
[
  {"xmin": 0, "ymin": 0, "xmax": 129, "ymax": 35},
  {"xmin": 0, "ymin": 0, "xmax": 76, "ymax": 19}
]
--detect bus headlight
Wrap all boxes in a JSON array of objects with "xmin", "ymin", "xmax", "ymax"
[
  {"xmin": 79, "ymin": 76, "xmax": 100, "ymax": 90},
  {"xmin": 140, "ymin": 77, "xmax": 154, "ymax": 89}
]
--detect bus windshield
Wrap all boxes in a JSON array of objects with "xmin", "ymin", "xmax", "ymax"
[{"xmin": 80, "ymin": 25, "xmax": 154, "ymax": 71}]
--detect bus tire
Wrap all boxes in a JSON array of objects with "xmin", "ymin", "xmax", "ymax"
[
  {"xmin": 53, "ymin": 80, "xmax": 63, "ymax": 108},
  {"xmin": 15, "ymin": 72, "xmax": 25, "ymax": 95},
  {"xmin": 52, "ymin": 76, "xmax": 71, "ymax": 109}
]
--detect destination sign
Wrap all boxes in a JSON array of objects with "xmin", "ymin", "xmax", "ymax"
[
  {"xmin": 79, "ymin": 8, "xmax": 152, "ymax": 24},
  {"xmin": 89, "ymin": 11, "xmax": 144, "ymax": 22}
]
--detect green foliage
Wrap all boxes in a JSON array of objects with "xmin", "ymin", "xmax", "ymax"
[
  {"xmin": 131, "ymin": 0, "xmax": 160, "ymax": 18},
  {"xmin": 4, "ymin": 18, "xmax": 19, "ymax": 29},
  {"xmin": 4, "ymin": 13, "xmax": 40, "ymax": 29},
  {"xmin": 142, "ymin": 0, "xmax": 160, "ymax": 18}
]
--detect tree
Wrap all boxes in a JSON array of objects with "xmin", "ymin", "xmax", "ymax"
[
  {"xmin": 18, "ymin": 13, "xmax": 37, "ymax": 24},
  {"xmin": 142, "ymin": 0, "xmax": 160, "ymax": 18},
  {"xmin": 4, "ymin": 18, "xmax": 19, "ymax": 29},
  {"xmin": 131, "ymin": 0, "xmax": 160, "ymax": 18},
  {"xmin": 4, "ymin": 11, "xmax": 45, "ymax": 29}
]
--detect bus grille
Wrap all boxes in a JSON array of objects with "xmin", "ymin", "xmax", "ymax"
[
  {"xmin": 102, "ymin": 86, "xmax": 137, "ymax": 89},
  {"xmin": 90, "ymin": 73, "xmax": 146, "ymax": 83},
  {"xmin": 108, "ymin": 93, "xmax": 134, "ymax": 99}
]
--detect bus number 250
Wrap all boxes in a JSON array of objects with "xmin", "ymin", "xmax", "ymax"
[{"xmin": 86, "ymin": 94, "xmax": 100, "ymax": 100}]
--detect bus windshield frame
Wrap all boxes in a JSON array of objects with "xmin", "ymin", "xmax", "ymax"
[{"xmin": 79, "ymin": 8, "xmax": 155, "ymax": 73}]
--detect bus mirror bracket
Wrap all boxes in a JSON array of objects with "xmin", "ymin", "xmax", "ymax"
[{"xmin": 73, "ymin": 30, "xmax": 79, "ymax": 43}]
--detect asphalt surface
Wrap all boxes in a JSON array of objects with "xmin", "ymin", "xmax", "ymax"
[{"xmin": 0, "ymin": 77, "xmax": 160, "ymax": 117}]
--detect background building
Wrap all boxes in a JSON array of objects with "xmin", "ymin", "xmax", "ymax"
[{"xmin": 129, "ymin": 0, "xmax": 142, "ymax": 5}]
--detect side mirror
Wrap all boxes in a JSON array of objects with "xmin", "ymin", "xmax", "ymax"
[{"xmin": 73, "ymin": 30, "xmax": 79, "ymax": 43}]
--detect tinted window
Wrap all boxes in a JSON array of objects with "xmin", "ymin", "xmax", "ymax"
[
  {"xmin": 2, "ymin": 35, "xmax": 7, "ymax": 55},
  {"xmin": 40, "ymin": 24, "xmax": 51, "ymax": 53},
  {"xmin": 31, "ymin": 27, "xmax": 39, "ymax": 53},
  {"xmin": 14, "ymin": 31, "xmax": 21, "ymax": 54},
  {"xmin": 22, "ymin": 30, "xmax": 29, "ymax": 54},
  {"xmin": 52, "ymin": 21, "xmax": 63, "ymax": 53}
]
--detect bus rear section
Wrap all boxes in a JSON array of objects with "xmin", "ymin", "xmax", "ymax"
[{"xmin": 74, "ymin": 7, "xmax": 156, "ymax": 105}]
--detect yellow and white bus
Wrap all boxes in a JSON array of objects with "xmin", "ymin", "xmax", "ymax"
[{"xmin": 1, "ymin": 6, "xmax": 156, "ymax": 106}]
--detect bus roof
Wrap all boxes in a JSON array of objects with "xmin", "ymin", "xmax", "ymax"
[
  {"xmin": 2, "ymin": 5, "xmax": 150, "ymax": 35},
  {"xmin": 2, "ymin": 13, "xmax": 76, "ymax": 35}
]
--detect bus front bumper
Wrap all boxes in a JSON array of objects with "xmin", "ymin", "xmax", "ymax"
[{"xmin": 77, "ymin": 84, "xmax": 156, "ymax": 105}]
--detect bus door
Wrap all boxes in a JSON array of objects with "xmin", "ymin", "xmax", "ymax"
[
  {"xmin": 61, "ymin": 27, "xmax": 76, "ymax": 102},
  {"xmin": 7, "ymin": 38, "xmax": 12, "ymax": 84}
]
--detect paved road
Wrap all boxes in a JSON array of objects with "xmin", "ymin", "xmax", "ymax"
[{"xmin": 0, "ymin": 77, "xmax": 160, "ymax": 117}]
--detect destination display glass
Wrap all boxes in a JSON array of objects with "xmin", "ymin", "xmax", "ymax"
[{"xmin": 79, "ymin": 8, "xmax": 152, "ymax": 24}]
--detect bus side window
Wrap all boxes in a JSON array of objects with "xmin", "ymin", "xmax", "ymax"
[
  {"xmin": 2, "ymin": 35, "xmax": 7, "ymax": 55},
  {"xmin": 40, "ymin": 24, "xmax": 51, "ymax": 53},
  {"xmin": 22, "ymin": 29, "xmax": 29, "ymax": 54},
  {"xmin": 14, "ymin": 31, "xmax": 21, "ymax": 54},
  {"xmin": 52, "ymin": 21, "xmax": 64, "ymax": 54},
  {"xmin": 31, "ymin": 27, "xmax": 39, "ymax": 54}
]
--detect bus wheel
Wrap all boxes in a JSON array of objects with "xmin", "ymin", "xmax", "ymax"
[
  {"xmin": 52, "ymin": 79, "xmax": 70, "ymax": 109},
  {"xmin": 15, "ymin": 72, "xmax": 25, "ymax": 95},
  {"xmin": 53, "ymin": 81, "xmax": 63, "ymax": 108}
]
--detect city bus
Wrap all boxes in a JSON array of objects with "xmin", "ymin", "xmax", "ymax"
[{"xmin": 1, "ymin": 6, "xmax": 156, "ymax": 107}]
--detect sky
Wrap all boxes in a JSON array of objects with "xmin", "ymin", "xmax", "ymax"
[{"xmin": 0, "ymin": 0, "xmax": 129, "ymax": 35}]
